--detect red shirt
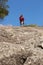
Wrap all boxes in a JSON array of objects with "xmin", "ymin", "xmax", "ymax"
[{"xmin": 19, "ymin": 16, "xmax": 24, "ymax": 22}]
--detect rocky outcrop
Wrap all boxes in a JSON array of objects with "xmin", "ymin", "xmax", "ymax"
[{"xmin": 0, "ymin": 26, "xmax": 43, "ymax": 65}]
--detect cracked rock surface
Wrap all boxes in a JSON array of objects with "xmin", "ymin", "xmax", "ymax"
[{"xmin": 0, "ymin": 26, "xmax": 43, "ymax": 65}]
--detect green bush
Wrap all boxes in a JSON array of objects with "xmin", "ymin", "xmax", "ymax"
[
  {"xmin": 24, "ymin": 24, "xmax": 38, "ymax": 27},
  {"xmin": 0, "ymin": 8, "xmax": 9, "ymax": 19}
]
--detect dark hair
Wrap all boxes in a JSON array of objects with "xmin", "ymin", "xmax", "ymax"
[{"xmin": 20, "ymin": 15, "xmax": 23, "ymax": 17}]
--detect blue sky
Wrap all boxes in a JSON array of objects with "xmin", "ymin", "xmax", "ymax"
[{"xmin": 0, "ymin": 0, "xmax": 43, "ymax": 26}]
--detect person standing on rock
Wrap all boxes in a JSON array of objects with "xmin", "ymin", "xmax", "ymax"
[{"xmin": 19, "ymin": 15, "xmax": 24, "ymax": 26}]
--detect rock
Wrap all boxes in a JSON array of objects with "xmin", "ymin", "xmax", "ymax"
[
  {"xmin": 37, "ymin": 43, "xmax": 43, "ymax": 49},
  {"xmin": 0, "ymin": 26, "xmax": 43, "ymax": 65},
  {"xmin": 24, "ymin": 55, "xmax": 43, "ymax": 65}
]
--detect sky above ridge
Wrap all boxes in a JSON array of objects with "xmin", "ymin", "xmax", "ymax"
[{"xmin": 0, "ymin": 0, "xmax": 43, "ymax": 26}]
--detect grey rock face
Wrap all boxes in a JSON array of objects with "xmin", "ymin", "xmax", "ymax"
[{"xmin": 0, "ymin": 26, "xmax": 43, "ymax": 65}]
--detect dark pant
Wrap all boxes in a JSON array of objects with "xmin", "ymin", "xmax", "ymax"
[{"xmin": 20, "ymin": 21, "xmax": 24, "ymax": 26}]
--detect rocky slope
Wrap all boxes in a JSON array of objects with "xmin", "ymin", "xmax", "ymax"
[{"xmin": 0, "ymin": 25, "xmax": 43, "ymax": 65}]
